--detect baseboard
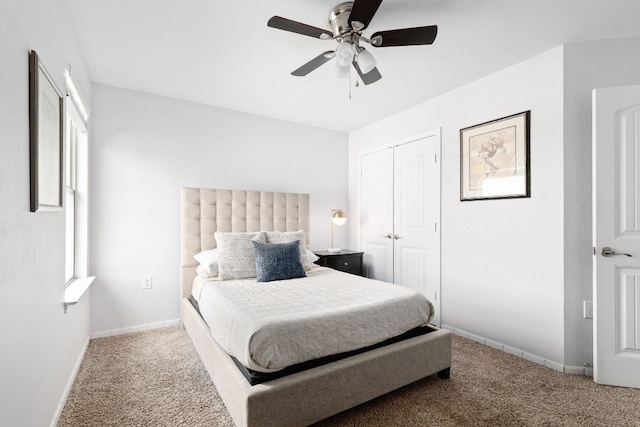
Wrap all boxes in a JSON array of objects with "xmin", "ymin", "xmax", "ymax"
[
  {"xmin": 441, "ymin": 324, "xmax": 593, "ymax": 377},
  {"xmin": 90, "ymin": 319, "xmax": 181, "ymax": 339},
  {"xmin": 50, "ymin": 334, "xmax": 90, "ymax": 427}
]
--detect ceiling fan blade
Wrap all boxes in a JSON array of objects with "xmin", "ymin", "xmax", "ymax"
[
  {"xmin": 370, "ymin": 25, "xmax": 438, "ymax": 47},
  {"xmin": 268, "ymin": 16, "xmax": 333, "ymax": 39},
  {"xmin": 353, "ymin": 61, "xmax": 382, "ymax": 85},
  {"xmin": 291, "ymin": 51, "xmax": 336, "ymax": 76},
  {"xmin": 348, "ymin": 0, "xmax": 383, "ymax": 31}
]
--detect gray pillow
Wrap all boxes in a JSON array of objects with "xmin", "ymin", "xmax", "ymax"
[
  {"xmin": 252, "ymin": 240, "xmax": 306, "ymax": 282},
  {"xmin": 215, "ymin": 231, "xmax": 266, "ymax": 280}
]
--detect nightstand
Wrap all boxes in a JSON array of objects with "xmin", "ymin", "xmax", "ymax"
[{"xmin": 313, "ymin": 250, "xmax": 364, "ymax": 276}]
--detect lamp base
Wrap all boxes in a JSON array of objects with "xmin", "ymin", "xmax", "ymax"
[{"xmin": 327, "ymin": 248, "xmax": 342, "ymax": 253}]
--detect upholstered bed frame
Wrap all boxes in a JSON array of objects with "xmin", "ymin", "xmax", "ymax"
[{"xmin": 180, "ymin": 187, "xmax": 452, "ymax": 427}]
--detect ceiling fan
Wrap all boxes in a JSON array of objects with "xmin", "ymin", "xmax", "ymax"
[{"xmin": 267, "ymin": 0, "xmax": 438, "ymax": 85}]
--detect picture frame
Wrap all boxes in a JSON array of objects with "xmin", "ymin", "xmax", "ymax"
[
  {"xmin": 29, "ymin": 50, "xmax": 64, "ymax": 212},
  {"xmin": 460, "ymin": 110, "xmax": 530, "ymax": 201}
]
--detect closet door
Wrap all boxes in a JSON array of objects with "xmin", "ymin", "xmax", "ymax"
[
  {"xmin": 360, "ymin": 147, "xmax": 394, "ymax": 282},
  {"xmin": 393, "ymin": 136, "xmax": 441, "ymax": 325},
  {"xmin": 360, "ymin": 132, "xmax": 441, "ymax": 326}
]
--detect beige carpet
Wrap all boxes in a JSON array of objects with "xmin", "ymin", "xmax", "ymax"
[{"xmin": 58, "ymin": 326, "xmax": 640, "ymax": 426}]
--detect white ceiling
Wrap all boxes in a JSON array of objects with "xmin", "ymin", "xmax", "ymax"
[{"xmin": 62, "ymin": 0, "xmax": 640, "ymax": 133}]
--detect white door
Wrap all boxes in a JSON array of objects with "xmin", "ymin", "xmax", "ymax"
[
  {"xmin": 360, "ymin": 147, "xmax": 394, "ymax": 282},
  {"xmin": 360, "ymin": 133, "xmax": 441, "ymax": 325},
  {"xmin": 394, "ymin": 135, "xmax": 441, "ymax": 325},
  {"xmin": 593, "ymin": 84, "xmax": 640, "ymax": 388}
]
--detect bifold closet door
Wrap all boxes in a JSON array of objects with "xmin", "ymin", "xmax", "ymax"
[{"xmin": 360, "ymin": 134, "xmax": 441, "ymax": 325}]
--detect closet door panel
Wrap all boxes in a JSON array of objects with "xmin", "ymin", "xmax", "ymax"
[
  {"xmin": 394, "ymin": 135, "xmax": 441, "ymax": 325},
  {"xmin": 360, "ymin": 148, "xmax": 393, "ymax": 282},
  {"xmin": 397, "ymin": 246, "xmax": 428, "ymax": 293},
  {"xmin": 363, "ymin": 243, "xmax": 389, "ymax": 280},
  {"xmin": 393, "ymin": 139, "xmax": 430, "ymax": 288}
]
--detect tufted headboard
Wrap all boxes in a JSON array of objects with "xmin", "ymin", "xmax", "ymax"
[{"xmin": 180, "ymin": 187, "xmax": 310, "ymax": 299}]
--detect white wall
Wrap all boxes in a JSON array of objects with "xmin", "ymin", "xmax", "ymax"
[
  {"xmin": 349, "ymin": 47, "xmax": 567, "ymax": 364},
  {"xmin": 562, "ymin": 36, "xmax": 640, "ymax": 367},
  {"xmin": 89, "ymin": 84, "xmax": 349, "ymax": 334},
  {"xmin": 0, "ymin": 1, "xmax": 92, "ymax": 425}
]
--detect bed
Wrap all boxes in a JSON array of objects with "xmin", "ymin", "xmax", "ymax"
[{"xmin": 180, "ymin": 187, "xmax": 452, "ymax": 427}]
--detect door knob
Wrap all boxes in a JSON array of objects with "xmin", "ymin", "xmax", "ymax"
[
  {"xmin": 393, "ymin": 234, "xmax": 401, "ymax": 240},
  {"xmin": 601, "ymin": 247, "xmax": 632, "ymax": 257},
  {"xmin": 381, "ymin": 233, "xmax": 393, "ymax": 239}
]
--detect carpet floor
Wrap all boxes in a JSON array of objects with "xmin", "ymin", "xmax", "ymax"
[{"xmin": 58, "ymin": 326, "xmax": 640, "ymax": 426}]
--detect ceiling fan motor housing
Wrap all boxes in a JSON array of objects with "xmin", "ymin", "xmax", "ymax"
[{"xmin": 329, "ymin": 2, "xmax": 355, "ymax": 37}]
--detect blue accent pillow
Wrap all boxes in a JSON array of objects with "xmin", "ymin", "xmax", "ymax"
[{"xmin": 252, "ymin": 240, "xmax": 307, "ymax": 282}]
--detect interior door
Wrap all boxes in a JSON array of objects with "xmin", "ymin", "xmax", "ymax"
[
  {"xmin": 394, "ymin": 135, "xmax": 441, "ymax": 325},
  {"xmin": 593, "ymin": 84, "xmax": 640, "ymax": 388},
  {"xmin": 360, "ymin": 147, "xmax": 394, "ymax": 282}
]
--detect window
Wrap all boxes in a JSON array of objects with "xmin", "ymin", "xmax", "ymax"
[
  {"xmin": 64, "ymin": 70, "xmax": 89, "ymax": 287},
  {"xmin": 65, "ymin": 116, "xmax": 78, "ymax": 284},
  {"xmin": 62, "ymin": 69, "xmax": 94, "ymax": 311}
]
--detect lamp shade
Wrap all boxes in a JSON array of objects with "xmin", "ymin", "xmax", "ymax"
[
  {"xmin": 356, "ymin": 48, "xmax": 377, "ymax": 74},
  {"xmin": 332, "ymin": 209, "xmax": 347, "ymax": 225},
  {"xmin": 334, "ymin": 62, "xmax": 351, "ymax": 78},
  {"xmin": 335, "ymin": 41, "xmax": 355, "ymax": 67}
]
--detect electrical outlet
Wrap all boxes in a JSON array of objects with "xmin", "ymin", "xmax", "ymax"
[
  {"xmin": 143, "ymin": 276, "xmax": 153, "ymax": 290},
  {"xmin": 583, "ymin": 300, "xmax": 593, "ymax": 319}
]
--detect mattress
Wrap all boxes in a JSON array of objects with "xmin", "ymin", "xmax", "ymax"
[{"xmin": 194, "ymin": 266, "xmax": 434, "ymax": 373}]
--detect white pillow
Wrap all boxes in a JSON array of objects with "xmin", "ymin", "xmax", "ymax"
[
  {"xmin": 196, "ymin": 264, "xmax": 218, "ymax": 279},
  {"xmin": 307, "ymin": 250, "xmax": 319, "ymax": 263},
  {"xmin": 265, "ymin": 230, "xmax": 311, "ymax": 271},
  {"xmin": 215, "ymin": 231, "xmax": 266, "ymax": 280},
  {"xmin": 193, "ymin": 249, "xmax": 219, "ymax": 275},
  {"xmin": 196, "ymin": 264, "xmax": 218, "ymax": 278}
]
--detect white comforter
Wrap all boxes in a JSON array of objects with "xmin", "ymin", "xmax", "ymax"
[{"xmin": 195, "ymin": 267, "xmax": 434, "ymax": 372}]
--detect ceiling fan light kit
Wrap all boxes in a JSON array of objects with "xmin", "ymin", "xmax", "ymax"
[
  {"xmin": 356, "ymin": 47, "xmax": 376, "ymax": 74},
  {"xmin": 267, "ymin": 0, "xmax": 438, "ymax": 86},
  {"xmin": 336, "ymin": 41, "xmax": 355, "ymax": 66},
  {"xmin": 334, "ymin": 61, "xmax": 351, "ymax": 78}
]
